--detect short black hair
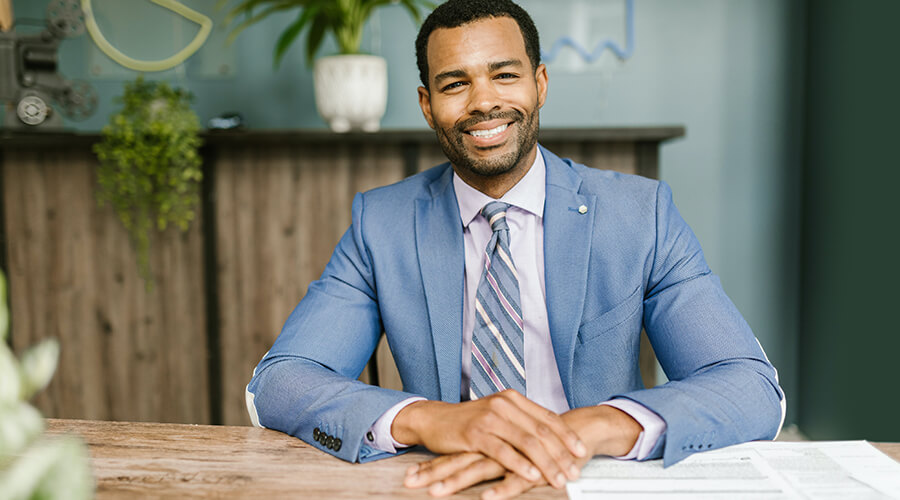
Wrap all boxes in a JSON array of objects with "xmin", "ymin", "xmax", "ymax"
[{"xmin": 415, "ymin": 0, "xmax": 541, "ymax": 89}]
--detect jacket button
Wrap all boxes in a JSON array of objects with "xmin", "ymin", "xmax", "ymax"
[
  {"xmin": 333, "ymin": 438, "xmax": 342, "ymax": 452},
  {"xmin": 319, "ymin": 434, "xmax": 327, "ymax": 445},
  {"xmin": 313, "ymin": 428, "xmax": 320, "ymax": 440},
  {"xmin": 326, "ymin": 436, "xmax": 335, "ymax": 449},
  {"xmin": 366, "ymin": 431, "xmax": 374, "ymax": 442}
]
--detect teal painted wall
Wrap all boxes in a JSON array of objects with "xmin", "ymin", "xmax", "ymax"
[
  {"xmin": 798, "ymin": 0, "xmax": 900, "ymax": 441},
  {"xmin": 8, "ymin": 1, "xmax": 805, "ymax": 424}
]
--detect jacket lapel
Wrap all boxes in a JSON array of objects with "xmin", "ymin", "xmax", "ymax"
[
  {"xmin": 541, "ymin": 146, "xmax": 595, "ymax": 407},
  {"xmin": 415, "ymin": 166, "xmax": 465, "ymax": 402}
]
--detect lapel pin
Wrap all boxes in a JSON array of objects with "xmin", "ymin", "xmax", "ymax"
[{"xmin": 578, "ymin": 205, "xmax": 588, "ymax": 214}]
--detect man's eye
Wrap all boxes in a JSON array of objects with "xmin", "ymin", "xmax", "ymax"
[
  {"xmin": 496, "ymin": 73, "xmax": 519, "ymax": 80},
  {"xmin": 442, "ymin": 81, "xmax": 465, "ymax": 92}
]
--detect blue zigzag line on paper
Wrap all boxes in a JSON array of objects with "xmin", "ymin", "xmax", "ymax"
[{"xmin": 540, "ymin": 0, "xmax": 635, "ymax": 63}]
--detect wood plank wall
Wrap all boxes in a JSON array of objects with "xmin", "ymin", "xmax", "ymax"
[
  {"xmin": 2, "ymin": 147, "xmax": 209, "ymax": 424},
  {"xmin": 214, "ymin": 143, "xmax": 405, "ymax": 425},
  {"xmin": 0, "ymin": 128, "xmax": 681, "ymax": 426}
]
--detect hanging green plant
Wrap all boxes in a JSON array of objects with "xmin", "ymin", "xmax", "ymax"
[{"xmin": 94, "ymin": 76, "xmax": 203, "ymax": 286}]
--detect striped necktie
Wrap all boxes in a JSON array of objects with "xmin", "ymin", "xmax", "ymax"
[{"xmin": 469, "ymin": 201, "xmax": 526, "ymax": 399}]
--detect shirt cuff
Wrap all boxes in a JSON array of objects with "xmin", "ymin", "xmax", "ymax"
[
  {"xmin": 364, "ymin": 397, "xmax": 427, "ymax": 453},
  {"xmin": 600, "ymin": 398, "xmax": 666, "ymax": 460}
]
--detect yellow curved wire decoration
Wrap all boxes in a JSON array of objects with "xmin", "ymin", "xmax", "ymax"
[{"xmin": 81, "ymin": 0, "xmax": 213, "ymax": 72}]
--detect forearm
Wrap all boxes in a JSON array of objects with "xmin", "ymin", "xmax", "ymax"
[
  {"xmin": 248, "ymin": 356, "xmax": 418, "ymax": 463},
  {"xmin": 617, "ymin": 359, "xmax": 785, "ymax": 466}
]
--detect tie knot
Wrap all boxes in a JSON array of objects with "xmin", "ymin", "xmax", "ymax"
[{"xmin": 481, "ymin": 201, "xmax": 511, "ymax": 232}]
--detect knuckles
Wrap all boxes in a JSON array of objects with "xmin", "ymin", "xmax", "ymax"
[{"xmin": 486, "ymin": 394, "xmax": 511, "ymax": 412}]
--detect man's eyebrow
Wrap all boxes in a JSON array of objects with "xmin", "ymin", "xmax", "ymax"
[
  {"xmin": 488, "ymin": 59, "xmax": 523, "ymax": 72},
  {"xmin": 434, "ymin": 69, "xmax": 468, "ymax": 85}
]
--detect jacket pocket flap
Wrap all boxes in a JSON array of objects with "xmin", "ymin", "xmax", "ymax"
[{"xmin": 578, "ymin": 286, "xmax": 643, "ymax": 343}]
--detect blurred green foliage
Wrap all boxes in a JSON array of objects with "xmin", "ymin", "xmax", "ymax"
[
  {"xmin": 94, "ymin": 77, "xmax": 203, "ymax": 286},
  {"xmin": 0, "ymin": 272, "xmax": 93, "ymax": 499},
  {"xmin": 221, "ymin": 0, "xmax": 434, "ymax": 68}
]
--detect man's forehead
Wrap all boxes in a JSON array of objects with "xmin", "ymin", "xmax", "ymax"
[{"xmin": 426, "ymin": 16, "xmax": 528, "ymax": 75}]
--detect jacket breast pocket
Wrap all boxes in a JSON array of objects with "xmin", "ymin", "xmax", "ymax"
[{"xmin": 578, "ymin": 286, "xmax": 643, "ymax": 345}]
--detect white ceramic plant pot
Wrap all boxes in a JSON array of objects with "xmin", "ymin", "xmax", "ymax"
[{"xmin": 313, "ymin": 55, "xmax": 388, "ymax": 133}]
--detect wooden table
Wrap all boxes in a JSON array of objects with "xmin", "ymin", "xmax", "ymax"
[{"xmin": 46, "ymin": 419, "xmax": 900, "ymax": 499}]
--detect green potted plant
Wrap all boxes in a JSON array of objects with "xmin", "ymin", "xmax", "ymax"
[
  {"xmin": 223, "ymin": 0, "xmax": 434, "ymax": 132},
  {"xmin": 94, "ymin": 76, "xmax": 203, "ymax": 286}
]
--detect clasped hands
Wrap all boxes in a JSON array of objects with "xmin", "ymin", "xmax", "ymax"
[{"xmin": 391, "ymin": 390, "xmax": 643, "ymax": 499}]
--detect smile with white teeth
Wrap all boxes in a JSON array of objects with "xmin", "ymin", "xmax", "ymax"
[{"xmin": 468, "ymin": 123, "xmax": 509, "ymax": 139}]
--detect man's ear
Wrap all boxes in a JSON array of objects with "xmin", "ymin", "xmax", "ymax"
[
  {"xmin": 418, "ymin": 86, "xmax": 436, "ymax": 130},
  {"xmin": 535, "ymin": 63, "xmax": 548, "ymax": 109}
]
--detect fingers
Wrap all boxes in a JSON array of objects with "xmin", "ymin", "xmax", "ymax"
[
  {"xmin": 478, "ymin": 391, "xmax": 583, "ymax": 487},
  {"xmin": 404, "ymin": 452, "xmax": 483, "ymax": 489},
  {"xmin": 484, "ymin": 415, "xmax": 567, "ymax": 487},
  {"xmin": 405, "ymin": 454, "xmax": 530, "ymax": 499},
  {"xmin": 501, "ymin": 390, "xmax": 588, "ymax": 459},
  {"xmin": 481, "ymin": 472, "xmax": 541, "ymax": 500},
  {"xmin": 477, "ymin": 432, "xmax": 544, "ymax": 484},
  {"xmin": 401, "ymin": 390, "xmax": 586, "ymax": 492},
  {"xmin": 426, "ymin": 457, "xmax": 507, "ymax": 497}
]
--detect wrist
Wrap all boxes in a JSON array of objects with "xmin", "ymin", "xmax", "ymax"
[
  {"xmin": 391, "ymin": 399, "xmax": 439, "ymax": 445},
  {"xmin": 563, "ymin": 405, "xmax": 643, "ymax": 457}
]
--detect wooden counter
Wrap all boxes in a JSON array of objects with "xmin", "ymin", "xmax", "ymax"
[{"xmin": 46, "ymin": 419, "xmax": 899, "ymax": 499}]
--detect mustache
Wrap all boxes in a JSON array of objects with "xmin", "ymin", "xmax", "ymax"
[{"xmin": 455, "ymin": 110, "xmax": 524, "ymax": 132}]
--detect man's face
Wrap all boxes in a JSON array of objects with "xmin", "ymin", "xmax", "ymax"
[{"xmin": 418, "ymin": 16, "xmax": 548, "ymax": 179}]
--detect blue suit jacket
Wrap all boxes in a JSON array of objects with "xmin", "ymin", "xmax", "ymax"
[{"xmin": 247, "ymin": 146, "xmax": 785, "ymax": 467}]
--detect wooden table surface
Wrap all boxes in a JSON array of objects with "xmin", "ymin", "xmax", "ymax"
[{"xmin": 46, "ymin": 419, "xmax": 900, "ymax": 499}]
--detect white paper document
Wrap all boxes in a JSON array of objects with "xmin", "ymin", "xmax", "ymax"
[{"xmin": 567, "ymin": 441, "xmax": 900, "ymax": 500}]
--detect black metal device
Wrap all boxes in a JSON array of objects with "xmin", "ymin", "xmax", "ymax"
[{"xmin": 0, "ymin": 0, "xmax": 97, "ymax": 128}]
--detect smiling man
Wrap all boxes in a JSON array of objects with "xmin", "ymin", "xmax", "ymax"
[{"xmin": 245, "ymin": 1, "xmax": 786, "ymax": 499}]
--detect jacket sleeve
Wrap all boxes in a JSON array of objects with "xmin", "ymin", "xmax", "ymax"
[
  {"xmin": 616, "ymin": 181, "xmax": 786, "ymax": 466},
  {"xmin": 245, "ymin": 192, "xmax": 420, "ymax": 463}
]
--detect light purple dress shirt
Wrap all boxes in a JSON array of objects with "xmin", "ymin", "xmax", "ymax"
[{"xmin": 365, "ymin": 151, "xmax": 666, "ymax": 460}]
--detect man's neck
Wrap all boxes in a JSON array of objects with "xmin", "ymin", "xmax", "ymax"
[{"xmin": 452, "ymin": 146, "xmax": 538, "ymax": 199}]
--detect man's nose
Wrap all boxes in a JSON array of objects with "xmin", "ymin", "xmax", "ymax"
[{"xmin": 466, "ymin": 80, "xmax": 502, "ymax": 115}]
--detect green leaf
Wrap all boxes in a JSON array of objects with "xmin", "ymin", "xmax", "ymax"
[
  {"xmin": 225, "ymin": 3, "xmax": 298, "ymax": 45},
  {"xmin": 0, "ymin": 271, "xmax": 8, "ymax": 343},
  {"xmin": 223, "ymin": 0, "xmax": 297, "ymax": 25},
  {"xmin": 0, "ymin": 344, "xmax": 22, "ymax": 404},
  {"xmin": 303, "ymin": 11, "xmax": 328, "ymax": 65},
  {"xmin": 0, "ymin": 402, "xmax": 44, "ymax": 457},
  {"xmin": 0, "ymin": 435, "xmax": 93, "ymax": 500},
  {"xmin": 94, "ymin": 76, "xmax": 202, "ymax": 286},
  {"xmin": 20, "ymin": 339, "xmax": 59, "ymax": 400},
  {"xmin": 274, "ymin": 6, "xmax": 319, "ymax": 68}
]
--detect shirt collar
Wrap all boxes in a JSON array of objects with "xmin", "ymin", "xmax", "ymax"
[{"xmin": 453, "ymin": 149, "xmax": 546, "ymax": 228}]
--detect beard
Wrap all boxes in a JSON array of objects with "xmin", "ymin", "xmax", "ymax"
[{"xmin": 434, "ymin": 107, "xmax": 540, "ymax": 177}]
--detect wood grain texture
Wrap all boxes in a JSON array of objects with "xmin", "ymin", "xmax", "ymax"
[
  {"xmin": 45, "ymin": 419, "xmax": 566, "ymax": 499},
  {"xmin": 44, "ymin": 419, "xmax": 900, "ymax": 499},
  {"xmin": 2, "ymin": 148, "xmax": 208, "ymax": 424},
  {"xmin": 874, "ymin": 442, "xmax": 900, "ymax": 461},
  {"xmin": 214, "ymin": 143, "xmax": 405, "ymax": 424}
]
